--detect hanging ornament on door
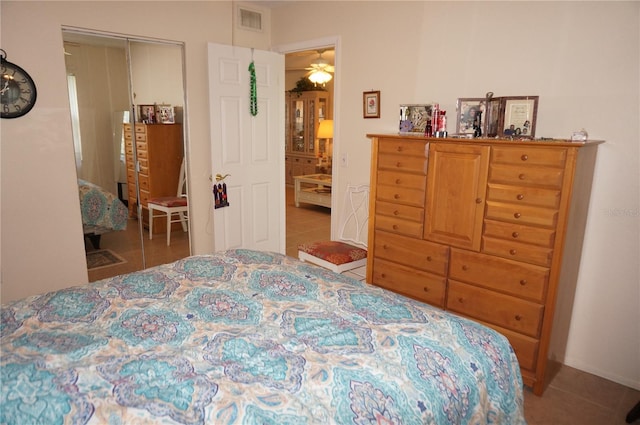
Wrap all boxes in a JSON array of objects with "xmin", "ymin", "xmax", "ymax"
[
  {"xmin": 213, "ymin": 173, "xmax": 230, "ymax": 209},
  {"xmin": 248, "ymin": 50, "xmax": 258, "ymax": 116}
]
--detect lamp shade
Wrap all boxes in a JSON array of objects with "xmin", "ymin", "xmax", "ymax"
[
  {"xmin": 317, "ymin": 119, "xmax": 333, "ymax": 139},
  {"xmin": 308, "ymin": 70, "xmax": 332, "ymax": 86}
]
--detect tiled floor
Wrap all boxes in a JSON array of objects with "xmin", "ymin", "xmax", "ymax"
[{"xmin": 285, "ymin": 186, "xmax": 640, "ymax": 424}]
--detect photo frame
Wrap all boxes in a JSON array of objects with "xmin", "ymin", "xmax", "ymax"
[
  {"xmin": 399, "ymin": 104, "xmax": 433, "ymax": 134},
  {"xmin": 363, "ymin": 91, "xmax": 380, "ymax": 118},
  {"xmin": 499, "ymin": 96, "xmax": 538, "ymax": 138},
  {"xmin": 139, "ymin": 104, "xmax": 156, "ymax": 124},
  {"xmin": 156, "ymin": 104, "xmax": 175, "ymax": 124},
  {"xmin": 456, "ymin": 98, "xmax": 486, "ymax": 135},
  {"xmin": 484, "ymin": 97, "xmax": 502, "ymax": 137}
]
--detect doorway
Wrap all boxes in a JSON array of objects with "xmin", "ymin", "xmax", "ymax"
[
  {"xmin": 62, "ymin": 28, "xmax": 191, "ymax": 280},
  {"xmin": 283, "ymin": 43, "xmax": 336, "ymax": 258}
]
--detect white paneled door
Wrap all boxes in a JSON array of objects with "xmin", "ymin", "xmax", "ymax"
[{"xmin": 208, "ymin": 43, "xmax": 285, "ymax": 253}]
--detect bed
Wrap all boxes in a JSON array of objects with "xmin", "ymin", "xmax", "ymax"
[
  {"xmin": 0, "ymin": 250, "xmax": 526, "ymax": 424},
  {"xmin": 78, "ymin": 179, "xmax": 128, "ymax": 248}
]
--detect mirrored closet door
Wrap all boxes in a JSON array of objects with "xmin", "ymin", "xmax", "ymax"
[{"xmin": 62, "ymin": 28, "xmax": 190, "ymax": 281}]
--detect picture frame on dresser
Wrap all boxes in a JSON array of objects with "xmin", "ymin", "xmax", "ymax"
[
  {"xmin": 399, "ymin": 104, "xmax": 433, "ymax": 134},
  {"xmin": 156, "ymin": 104, "xmax": 175, "ymax": 124},
  {"xmin": 484, "ymin": 97, "xmax": 502, "ymax": 137},
  {"xmin": 456, "ymin": 98, "xmax": 486, "ymax": 135},
  {"xmin": 498, "ymin": 96, "xmax": 539, "ymax": 138},
  {"xmin": 139, "ymin": 104, "xmax": 156, "ymax": 124},
  {"xmin": 363, "ymin": 91, "xmax": 380, "ymax": 118}
]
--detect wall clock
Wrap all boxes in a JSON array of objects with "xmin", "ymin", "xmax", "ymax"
[{"xmin": 1, "ymin": 49, "xmax": 37, "ymax": 119}]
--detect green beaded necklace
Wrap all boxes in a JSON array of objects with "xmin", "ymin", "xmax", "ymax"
[{"xmin": 248, "ymin": 61, "xmax": 257, "ymax": 116}]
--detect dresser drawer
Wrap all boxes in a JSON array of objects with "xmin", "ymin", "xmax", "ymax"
[
  {"xmin": 377, "ymin": 153, "xmax": 428, "ymax": 175},
  {"xmin": 378, "ymin": 139, "xmax": 428, "ymax": 157},
  {"xmin": 138, "ymin": 174, "xmax": 150, "ymax": 192},
  {"xmin": 372, "ymin": 259, "xmax": 446, "ymax": 308},
  {"xmin": 482, "ymin": 322, "xmax": 539, "ymax": 372},
  {"xmin": 486, "ymin": 183, "xmax": 561, "ymax": 209},
  {"xmin": 449, "ymin": 249, "xmax": 549, "ymax": 302},
  {"xmin": 377, "ymin": 169, "xmax": 426, "ymax": 191},
  {"xmin": 374, "ymin": 230, "xmax": 449, "ymax": 275},
  {"xmin": 483, "ymin": 219, "xmax": 556, "ymax": 248},
  {"xmin": 135, "ymin": 132, "xmax": 147, "ymax": 142},
  {"xmin": 134, "ymin": 124, "xmax": 147, "ymax": 134},
  {"xmin": 482, "ymin": 236, "xmax": 553, "ymax": 267},
  {"xmin": 376, "ymin": 201, "xmax": 424, "ymax": 223},
  {"xmin": 138, "ymin": 158, "xmax": 148, "ymax": 171},
  {"xmin": 491, "ymin": 146, "xmax": 567, "ymax": 168},
  {"xmin": 126, "ymin": 154, "xmax": 134, "ymax": 169},
  {"xmin": 375, "ymin": 215, "xmax": 424, "ymax": 238},
  {"xmin": 485, "ymin": 201, "xmax": 558, "ymax": 228},
  {"xmin": 376, "ymin": 185, "xmax": 425, "ymax": 208},
  {"xmin": 447, "ymin": 280, "xmax": 544, "ymax": 338},
  {"xmin": 139, "ymin": 189, "xmax": 149, "ymax": 206},
  {"xmin": 489, "ymin": 163, "xmax": 564, "ymax": 189},
  {"xmin": 136, "ymin": 147, "xmax": 149, "ymax": 160}
]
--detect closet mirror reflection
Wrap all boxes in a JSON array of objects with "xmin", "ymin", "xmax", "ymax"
[{"xmin": 63, "ymin": 29, "xmax": 191, "ymax": 281}]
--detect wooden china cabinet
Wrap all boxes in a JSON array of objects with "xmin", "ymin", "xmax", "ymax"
[
  {"xmin": 366, "ymin": 133, "xmax": 601, "ymax": 395},
  {"xmin": 285, "ymin": 91, "xmax": 330, "ymax": 185}
]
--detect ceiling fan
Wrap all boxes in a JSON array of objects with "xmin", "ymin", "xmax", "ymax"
[{"xmin": 305, "ymin": 49, "xmax": 334, "ymax": 74}]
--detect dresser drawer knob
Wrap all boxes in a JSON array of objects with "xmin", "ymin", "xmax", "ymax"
[
  {"xmin": 383, "ymin": 244, "xmax": 389, "ymax": 250},
  {"xmin": 521, "ymin": 154, "xmax": 529, "ymax": 161},
  {"xmin": 519, "ymin": 173, "xmax": 526, "ymax": 180},
  {"xmin": 517, "ymin": 194, "xmax": 524, "ymax": 200},
  {"xmin": 393, "ymin": 210, "xmax": 400, "ymax": 216},
  {"xmin": 515, "ymin": 315, "xmax": 522, "ymax": 321},
  {"xmin": 458, "ymin": 297, "xmax": 464, "ymax": 303},
  {"xmin": 394, "ymin": 194, "xmax": 400, "ymax": 199},
  {"xmin": 396, "ymin": 162, "xmax": 402, "ymax": 168},
  {"xmin": 475, "ymin": 198, "xmax": 483, "ymax": 204},
  {"xmin": 520, "ymin": 279, "xmax": 527, "ymax": 286},
  {"xmin": 397, "ymin": 146, "xmax": 403, "ymax": 152},
  {"xmin": 512, "ymin": 232, "xmax": 519, "ymax": 238},
  {"xmin": 395, "ymin": 178, "xmax": 401, "ymax": 184},
  {"xmin": 514, "ymin": 212, "xmax": 521, "ymax": 219},
  {"xmin": 423, "ymin": 287, "xmax": 429, "ymax": 293},
  {"xmin": 462, "ymin": 265, "xmax": 469, "ymax": 271},
  {"xmin": 510, "ymin": 249, "xmax": 517, "ymax": 255},
  {"xmin": 392, "ymin": 225, "xmax": 399, "ymax": 230},
  {"xmin": 381, "ymin": 273, "xmax": 386, "ymax": 278},
  {"xmin": 426, "ymin": 256, "xmax": 432, "ymax": 262}
]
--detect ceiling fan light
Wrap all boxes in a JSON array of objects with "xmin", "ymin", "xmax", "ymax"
[{"xmin": 308, "ymin": 70, "xmax": 332, "ymax": 86}]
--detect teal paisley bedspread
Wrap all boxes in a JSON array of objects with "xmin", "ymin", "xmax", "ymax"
[
  {"xmin": 78, "ymin": 179, "xmax": 128, "ymax": 234},
  {"xmin": 0, "ymin": 250, "xmax": 526, "ymax": 425}
]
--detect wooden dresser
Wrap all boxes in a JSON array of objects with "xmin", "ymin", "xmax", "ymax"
[
  {"xmin": 124, "ymin": 123, "xmax": 184, "ymax": 233},
  {"xmin": 366, "ymin": 134, "xmax": 601, "ymax": 395}
]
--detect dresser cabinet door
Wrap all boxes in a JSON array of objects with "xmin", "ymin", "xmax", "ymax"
[{"xmin": 424, "ymin": 143, "xmax": 490, "ymax": 251}]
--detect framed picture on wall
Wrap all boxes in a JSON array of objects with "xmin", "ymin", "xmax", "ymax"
[
  {"xmin": 139, "ymin": 105, "xmax": 156, "ymax": 123},
  {"xmin": 156, "ymin": 104, "xmax": 175, "ymax": 124},
  {"xmin": 363, "ymin": 91, "xmax": 380, "ymax": 118}
]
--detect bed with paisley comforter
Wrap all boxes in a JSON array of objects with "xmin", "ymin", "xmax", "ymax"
[
  {"xmin": 78, "ymin": 179, "xmax": 128, "ymax": 248},
  {"xmin": 0, "ymin": 250, "xmax": 526, "ymax": 425}
]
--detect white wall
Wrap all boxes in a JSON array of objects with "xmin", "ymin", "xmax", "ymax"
[
  {"xmin": 1, "ymin": 0, "xmax": 638, "ymax": 391},
  {"xmin": 271, "ymin": 1, "xmax": 639, "ymax": 390},
  {"xmin": 0, "ymin": 1, "xmax": 234, "ymax": 302}
]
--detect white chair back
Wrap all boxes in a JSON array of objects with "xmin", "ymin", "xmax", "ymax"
[{"xmin": 338, "ymin": 184, "xmax": 369, "ymax": 249}]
